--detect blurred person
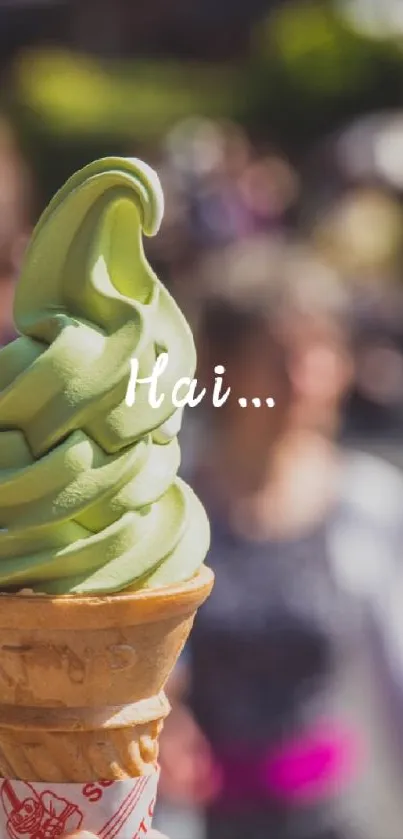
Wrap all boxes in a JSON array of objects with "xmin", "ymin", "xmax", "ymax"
[
  {"xmin": 159, "ymin": 237, "xmax": 403, "ymax": 839},
  {"xmin": 0, "ymin": 116, "xmax": 33, "ymax": 346}
]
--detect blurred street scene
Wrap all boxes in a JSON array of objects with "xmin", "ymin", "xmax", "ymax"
[{"xmin": 2, "ymin": 1, "xmax": 403, "ymax": 837}]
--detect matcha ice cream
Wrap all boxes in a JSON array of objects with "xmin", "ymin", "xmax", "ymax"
[{"xmin": 0, "ymin": 157, "xmax": 210, "ymax": 594}]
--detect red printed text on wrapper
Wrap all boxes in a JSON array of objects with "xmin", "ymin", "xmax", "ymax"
[{"xmin": 0, "ymin": 770, "xmax": 159, "ymax": 839}]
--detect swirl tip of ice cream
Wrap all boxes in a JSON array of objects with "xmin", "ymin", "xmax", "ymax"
[{"xmin": 0, "ymin": 156, "xmax": 210, "ymax": 595}]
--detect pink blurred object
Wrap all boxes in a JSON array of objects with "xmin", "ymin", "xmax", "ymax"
[
  {"xmin": 262, "ymin": 721, "xmax": 362, "ymax": 804},
  {"xmin": 216, "ymin": 721, "xmax": 362, "ymax": 808}
]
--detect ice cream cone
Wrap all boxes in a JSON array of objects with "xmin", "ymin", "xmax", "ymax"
[{"xmin": 0, "ymin": 565, "xmax": 213, "ymax": 782}]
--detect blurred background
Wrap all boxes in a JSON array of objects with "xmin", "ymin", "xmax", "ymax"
[{"xmin": 3, "ymin": 1, "xmax": 403, "ymax": 837}]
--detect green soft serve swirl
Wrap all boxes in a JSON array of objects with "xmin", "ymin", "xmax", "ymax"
[{"xmin": 0, "ymin": 157, "xmax": 210, "ymax": 594}]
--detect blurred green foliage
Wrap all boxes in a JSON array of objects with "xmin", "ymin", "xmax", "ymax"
[
  {"xmin": 13, "ymin": 49, "xmax": 239, "ymax": 139},
  {"xmin": 5, "ymin": 0, "xmax": 403, "ymax": 203},
  {"xmin": 260, "ymin": 1, "xmax": 379, "ymax": 94},
  {"xmin": 245, "ymin": 0, "xmax": 403, "ymax": 152}
]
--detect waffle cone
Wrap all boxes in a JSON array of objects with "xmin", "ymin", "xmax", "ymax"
[{"xmin": 0, "ymin": 565, "xmax": 213, "ymax": 782}]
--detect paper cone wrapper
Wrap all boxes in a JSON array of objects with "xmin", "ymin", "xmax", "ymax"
[{"xmin": 0, "ymin": 565, "xmax": 213, "ymax": 837}]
